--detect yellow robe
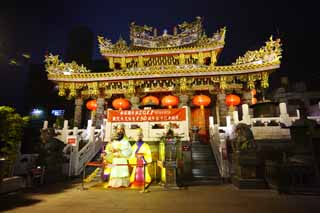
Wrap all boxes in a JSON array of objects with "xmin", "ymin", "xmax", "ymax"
[{"xmin": 129, "ymin": 142, "xmax": 152, "ymax": 186}]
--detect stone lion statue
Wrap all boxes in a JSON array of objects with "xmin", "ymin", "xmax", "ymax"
[{"xmin": 231, "ymin": 123, "xmax": 256, "ymax": 152}]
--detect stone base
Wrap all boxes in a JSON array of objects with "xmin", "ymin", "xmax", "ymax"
[{"xmin": 232, "ymin": 176, "xmax": 268, "ymax": 189}]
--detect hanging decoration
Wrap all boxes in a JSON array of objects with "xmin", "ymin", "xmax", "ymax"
[
  {"xmin": 161, "ymin": 95, "xmax": 179, "ymax": 109},
  {"xmin": 112, "ymin": 98, "xmax": 130, "ymax": 110},
  {"xmin": 251, "ymin": 89, "xmax": 257, "ymax": 105},
  {"xmin": 86, "ymin": 100, "xmax": 97, "ymax": 111},
  {"xmin": 142, "ymin": 95, "xmax": 160, "ymax": 106},
  {"xmin": 225, "ymin": 94, "xmax": 241, "ymax": 107},
  {"xmin": 192, "ymin": 95, "xmax": 211, "ymax": 109}
]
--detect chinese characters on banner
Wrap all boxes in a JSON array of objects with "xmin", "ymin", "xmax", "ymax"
[{"xmin": 107, "ymin": 108, "xmax": 186, "ymax": 122}]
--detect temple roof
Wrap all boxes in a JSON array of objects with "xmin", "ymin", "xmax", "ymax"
[
  {"xmin": 97, "ymin": 17, "xmax": 226, "ymax": 57},
  {"xmin": 44, "ymin": 20, "xmax": 282, "ymax": 98},
  {"xmin": 47, "ymin": 61, "xmax": 280, "ymax": 82}
]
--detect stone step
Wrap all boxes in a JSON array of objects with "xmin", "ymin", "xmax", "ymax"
[
  {"xmin": 192, "ymin": 164, "xmax": 219, "ymax": 170},
  {"xmin": 191, "ymin": 147, "xmax": 213, "ymax": 152},
  {"xmin": 192, "ymin": 156, "xmax": 215, "ymax": 161},
  {"xmin": 192, "ymin": 169, "xmax": 219, "ymax": 176},
  {"xmin": 181, "ymin": 176, "xmax": 222, "ymax": 186}
]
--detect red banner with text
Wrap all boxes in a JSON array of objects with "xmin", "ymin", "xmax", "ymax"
[{"xmin": 107, "ymin": 108, "xmax": 186, "ymax": 122}]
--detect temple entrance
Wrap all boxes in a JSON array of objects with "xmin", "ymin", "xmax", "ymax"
[{"xmin": 191, "ymin": 107, "xmax": 211, "ymax": 143}]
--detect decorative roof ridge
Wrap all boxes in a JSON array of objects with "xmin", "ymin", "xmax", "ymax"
[
  {"xmin": 98, "ymin": 38, "xmax": 225, "ymax": 56},
  {"xmin": 98, "ymin": 22, "xmax": 226, "ymax": 55},
  {"xmin": 47, "ymin": 60, "xmax": 280, "ymax": 81},
  {"xmin": 233, "ymin": 36, "xmax": 282, "ymax": 65},
  {"xmin": 44, "ymin": 53, "xmax": 90, "ymax": 74}
]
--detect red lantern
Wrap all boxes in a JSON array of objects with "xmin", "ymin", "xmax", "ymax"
[
  {"xmin": 161, "ymin": 95, "xmax": 179, "ymax": 109},
  {"xmin": 142, "ymin": 95, "xmax": 159, "ymax": 106},
  {"xmin": 225, "ymin": 94, "xmax": 241, "ymax": 107},
  {"xmin": 112, "ymin": 98, "xmax": 130, "ymax": 110},
  {"xmin": 192, "ymin": 95, "xmax": 211, "ymax": 109},
  {"xmin": 251, "ymin": 89, "xmax": 257, "ymax": 97},
  {"xmin": 251, "ymin": 97, "xmax": 257, "ymax": 105},
  {"xmin": 86, "ymin": 100, "xmax": 97, "ymax": 111}
]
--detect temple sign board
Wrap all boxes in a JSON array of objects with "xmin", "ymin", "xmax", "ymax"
[{"xmin": 104, "ymin": 106, "xmax": 190, "ymax": 142}]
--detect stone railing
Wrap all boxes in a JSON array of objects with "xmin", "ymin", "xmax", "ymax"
[
  {"xmin": 209, "ymin": 124, "xmax": 230, "ymax": 178},
  {"xmin": 209, "ymin": 102, "xmax": 320, "ymax": 178},
  {"xmin": 42, "ymin": 120, "xmax": 104, "ymax": 176}
]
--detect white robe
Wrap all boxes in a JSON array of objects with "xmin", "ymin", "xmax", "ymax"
[{"xmin": 105, "ymin": 138, "xmax": 132, "ymax": 187}]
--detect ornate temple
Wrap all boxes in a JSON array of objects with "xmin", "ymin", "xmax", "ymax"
[
  {"xmin": 45, "ymin": 17, "xmax": 282, "ymax": 139},
  {"xmin": 41, "ymin": 17, "xmax": 305, "ymax": 188}
]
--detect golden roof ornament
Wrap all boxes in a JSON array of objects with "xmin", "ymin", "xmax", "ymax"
[
  {"xmin": 114, "ymin": 36, "xmax": 129, "ymax": 51},
  {"xmin": 233, "ymin": 36, "xmax": 282, "ymax": 65},
  {"xmin": 44, "ymin": 53, "xmax": 90, "ymax": 74}
]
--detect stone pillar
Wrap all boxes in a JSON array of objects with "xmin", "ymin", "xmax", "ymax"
[
  {"xmin": 217, "ymin": 92, "xmax": 228, "ymax": 126},
  {"xmin": 130, "ymin": 96, "xmax": 140, "ymax": 110},
  {"xmin": 242, "ymin": 91, "xmax": 252, "ymax": 105},
  {"xmin": 242, "ymin": 104, "xmax": 251, "ymax": 125},
  {"xmin": 279, "ymin": 102, "xmax": 292, "ymax": 126},
  {"xmin": 242, "ymin": 91, "xmax": 253, "ymax": 116},
  {"xmin": 95, "ymin": 98, "xmax": 105, "ymax": 128},
  {"xmin": 179, "ymin": 94, "xmax": 189, "ymax": 108},
  {"xmin": 74, "ymin": 98, "xmax": 83, "ymax": 128}
]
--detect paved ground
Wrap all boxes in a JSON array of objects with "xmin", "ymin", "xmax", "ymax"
[{"xmin": 1, "ymin": 181, "xmax": 320, "ymax": 213}]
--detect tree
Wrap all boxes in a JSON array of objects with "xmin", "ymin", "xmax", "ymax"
[{"xmin": 0, "ymin": 106, "xmax": 29, "ymax": 177}]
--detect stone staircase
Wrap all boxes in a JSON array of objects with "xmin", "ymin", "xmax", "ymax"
[{"xmin": 187, "ymin": 142, "xmax": 221, "ymax": 185}]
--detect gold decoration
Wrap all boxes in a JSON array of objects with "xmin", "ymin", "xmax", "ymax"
[
  {"xmin": 261, "ymin": 72, "xmax": 269, "ymax": 88},
  {"xmin": 58, "ymin": 83, "xmax": 66, "ymax": 96},
  {"xmin": 220, "ymin": 76, "xmax": 227, "ymax": 89},
  {"xmin": 69, "ymin": 83, "xmax": 77, "ymax": 98},
  {"xmin": 233, "ymin": 36, "xmax": 282, "ymax": 65},
  {"xmin": 247, "ymin": 75, "xmax": 255, "ymax": 89},
  {"xmin": 44, "ymin": 53, "xmax": 90, "ymax": 74}
]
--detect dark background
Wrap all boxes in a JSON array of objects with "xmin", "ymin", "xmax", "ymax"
[{"xmin": 1, "ymin": 0, "xmax": 319, "ymax": 113}]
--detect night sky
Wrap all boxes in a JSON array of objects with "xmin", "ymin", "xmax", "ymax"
[{"xmin": 0, "ymin": 0, "xmax": 319, "ymax": 112}]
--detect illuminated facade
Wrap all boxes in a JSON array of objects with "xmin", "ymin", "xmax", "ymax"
[{"xmin": 45, "ymin": 17, "xmax": 282, "ymax": 136}]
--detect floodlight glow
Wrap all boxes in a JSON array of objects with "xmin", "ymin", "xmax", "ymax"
[{"xmin": 31, "ymin": 108, "xmax": 43, "ymax": 116}]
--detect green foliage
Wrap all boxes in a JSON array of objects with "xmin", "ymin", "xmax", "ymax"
[{"xmin": 0, "ymin": 106, "xmax": 29, "ymax": 176}]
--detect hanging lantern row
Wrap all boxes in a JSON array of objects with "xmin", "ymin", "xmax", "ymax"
[
  {"xmin": 225, "ymin": 94, "xmax": 241, "ymax": 107},
  {"xmin": 251, "ymin": 89, "xmax": 257, "ymax": 105},
  {"xmin": 251, "ymin": 97, "xmax": 257, "ymax": 105},
  {"xmin": 161, "ymin": 95, "xmax": 179, "ymax": 109},
  {"xmin": 142, "ymin": 95, "xmax": 160, "ymax": 106},
  {"xmin": 86, "ymin": 100, "xmax": 97, "ymax": 111},
  {"xmin": 112, "ymin": 98, "xmax": 130, "ymax": 110},
  {"xmin": 86, "ymin": 95, "xmax": 216, "ymax": 110},
  {"xmin": 192, "ymin": 94, "xmax": 211, "ymax": 109}
]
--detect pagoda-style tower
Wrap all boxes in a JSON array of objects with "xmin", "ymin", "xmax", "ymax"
[{"xmin": 45, "ymin": 17, "xmax": 282, "ymax": 131}]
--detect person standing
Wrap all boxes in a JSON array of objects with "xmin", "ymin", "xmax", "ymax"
[
  {"xmin": 129, "ymin": 129, "xmax": 152, "ymax": 188},
  {"xmin": 105, "ymin": 125, "xmax": 132, "ymax": 188}
]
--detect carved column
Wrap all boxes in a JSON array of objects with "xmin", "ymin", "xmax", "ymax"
[
  {"xmin": 217, "ymin": 92, "xmax": 228, "ymax": 126},
  {"xmin": 95, "ymin": 98, "xmax": 105, "ymax": 128},
  {"xmin": 121, "ymin": 57, "xmax": 126, "ymax": 69},
  {"xmin": 109, "ymin": 57, "xmax": 114, "ymax": 69},
  {"xmin": 210, "ymin": 51, "xmax": 217, "ymax": 65},
  {"xmin": 179, "ymin": 94, "xmax": 189, "ymax": 108},
  {"xmin": 138, "ymin": 56, "xmax": 144, "ymax": 67},
  {"xmin": 179, "ymin": 53, "xmax": 185, "ymax": 65},
  {"xmin": 242, "ymin": 91, "xmax": 253, "ymax": 116},
  {"xmin": 74, "ymin": 98, "xmax": 83, "ymax": 128},
  {"xmin": 242, "ymin": 91, "xmax": 252, "ymax": 105},
  {"xmin": 130, "ymin": 96, "xmax": 140, "ymax": 110},
  {"xmin": 198, "ymin": 52, "xmax": 204, "ymax": 65}
]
